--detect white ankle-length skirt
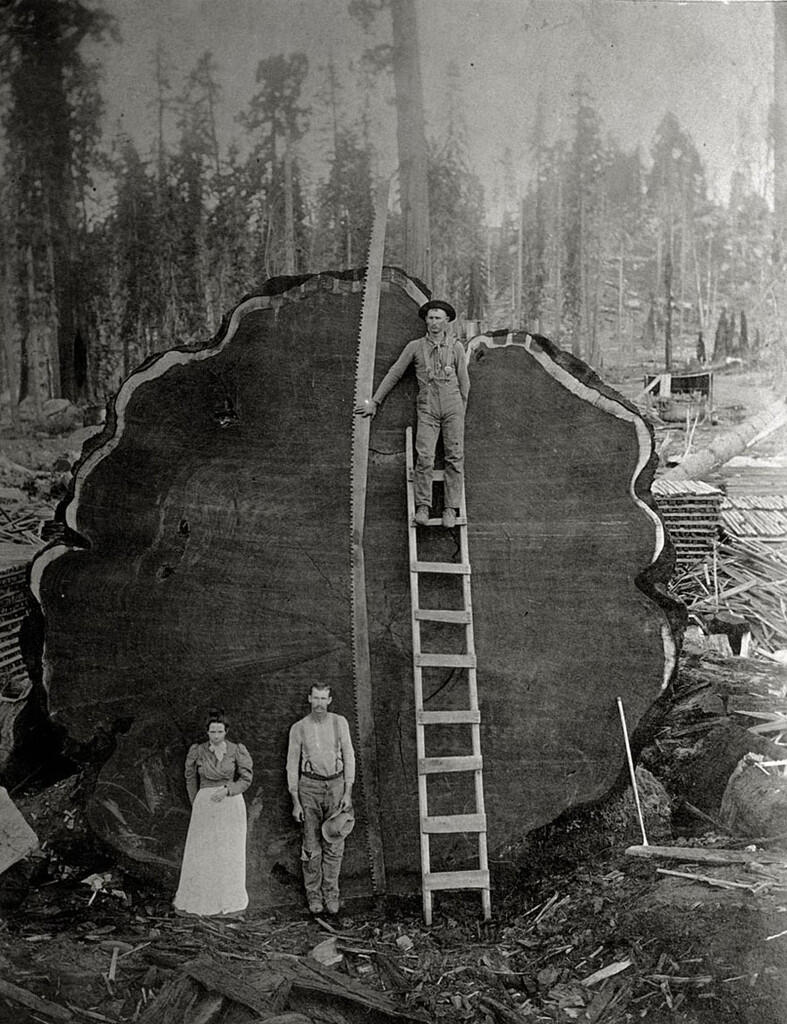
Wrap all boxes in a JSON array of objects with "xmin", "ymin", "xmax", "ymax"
[{"xmin": 173, "ymin": 788, "xmax": 248, "ymax": 916}]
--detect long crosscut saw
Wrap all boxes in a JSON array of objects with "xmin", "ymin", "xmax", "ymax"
[{"xmin": 350, "ymin": 179, "xmax": 391, "ymax": 895}]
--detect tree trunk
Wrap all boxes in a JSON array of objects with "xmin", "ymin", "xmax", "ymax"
[
  {"xmin": 664, "ymin": 222, "xmax": 674, "ymax": 370},
  {"xmin": 774, "ymin": 1, "xmax": 787, "ymax": 258},
  {"xmin": 30, "ymin": 270, "xmax": 675, "ymax": 906},
  {"xmin": 283, "ymin": 143, "xmax": 296, "ymax": 275},
  {"xmin": 391, "ymin": 0, "xmax": 431, "ymax": 286},
  {"xmin": 616, "ymin": 245, "xmax": 624, "ymax": 354},
  {"xmin": 0, "ymin": 241, "xmax": 21, "ymax": 427},
  {"xmin": 662, "ymin": 398, "xmax": 787, "ymax": 480},
  {"xmin": 554, "ymin": 174, "xmax": 563, "ymax": 340},
  {"xmin": 24, "ymin": 243, "xmax": 51, "ymax": 411},
  {"xmin": 515, "ymin": 196, "xmax": 523, "ymax": 327}
]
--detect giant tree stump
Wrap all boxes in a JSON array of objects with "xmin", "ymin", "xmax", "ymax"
[{"xmin": 30, "ymin": 269, "xmax": 678, "ymax": 906}]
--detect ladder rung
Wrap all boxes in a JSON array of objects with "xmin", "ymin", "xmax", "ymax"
[
  {"xmin": 421, "ymin": 813, "xmax": 486, "ymax": 834},
  {"xmin": 419, "ymin": 755, "xmax": 483, "ymax": 774},
  {"xmin": 424, "ymin": 869, "xmax": 490, "ymax": 891},
  {"xmin": 415, "ymin": 609, "xmax": 471, "ymax": 623},
  {"xmin": 414, "ymin": 515, "xmax": 468, "ymax": 527},
  {"xmin": 416, "ymin": 653, "xmax": 476, "ymax": 668},
  {"xmin": 413, "ymin": 561, "xmax": 471, "ymax": 575},
  {"xmin": 418, "ymin": 710, "xmax": 481, "ymax": 725}
]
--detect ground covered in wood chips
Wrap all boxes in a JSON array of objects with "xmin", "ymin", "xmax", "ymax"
[{"xmin": 1, "ymin": 744, "xmax": 785, "ymax": 1024}]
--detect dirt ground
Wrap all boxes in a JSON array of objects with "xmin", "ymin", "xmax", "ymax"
[
  {"xmin": 1, "ymin": 745, "xmax": 786, "ymax": 1024},
  {"xmin": 1, "ymin": 364, "xmax": 786, "ymax": 1023}
]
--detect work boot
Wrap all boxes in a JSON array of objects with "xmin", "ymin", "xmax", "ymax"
[
  {"xmin": 415, "ymin": 505, "xmax": 430, "ymax": 526},
  {"xmin": 325, "ymin": 898, "xmax": 340, "ymax": 916},
  {"xmin": 442, "ymin": 507, "xmax": 457, "ymax": 528},
  {"xmin": 308, "ymin": 898, "xmax": 324, "ymax": 915}
]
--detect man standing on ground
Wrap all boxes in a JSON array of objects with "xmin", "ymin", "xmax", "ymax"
[
  {"xmin": 287, "ymin": 684, "xmax": 356, "ymax": 915},
  {"xmin": 356, "ymin": 299, "xmax": 469, "ymax": 528}
]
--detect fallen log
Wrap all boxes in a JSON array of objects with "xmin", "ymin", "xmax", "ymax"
[
  {"xmin": 661, "ymin": 397, "xmax": 787, "ymax": 481},
  {"xmin": 140, "ymin": 952, "xmax": 430, "ymax": 1024},
  {"xmin": 641, "ymin": 648, "xmax": 787, "ymax": 825},
  {"xmin": 0, "ymin": 976, "xmax": 72, "ymax": 1021},
  {"xmin": 625, "ymin": 844, "xmax": 787, "ymax": 866},
  {"xmin": 28, "ymin": 269, "xmax": 678, "ymax": 905}
]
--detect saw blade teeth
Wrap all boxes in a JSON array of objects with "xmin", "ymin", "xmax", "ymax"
[{"xmin": 349, "ymin": 179, "xmax": 391, "ymax": 894}]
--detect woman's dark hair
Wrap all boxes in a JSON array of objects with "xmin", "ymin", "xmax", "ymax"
[{"xmin": 206, "ymin": 707, "xmax": 227, "ymax": 728}]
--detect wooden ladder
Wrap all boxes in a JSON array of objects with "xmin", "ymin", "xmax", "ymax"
[{"xmin": 404, "ymin": 426, "xmax": 492, "ymax": 926}]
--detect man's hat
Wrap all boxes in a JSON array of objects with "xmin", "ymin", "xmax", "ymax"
[
  {"xmin": 322, "ymin": 806, "xmax": 355, "ymax": 842},
  {"xmin": 418, "ymin": 299, "xmax": 456, "ymax": 322}
]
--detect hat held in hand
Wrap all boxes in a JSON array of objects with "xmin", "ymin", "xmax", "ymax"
[{"xmin": 321, "ymin": 806, "xmax": 355, "ymax": 841}]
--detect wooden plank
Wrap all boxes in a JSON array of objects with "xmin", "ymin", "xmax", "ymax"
[
  {"xmin": 424, "ymin": 868, "xmax": 490, "ymax": 890},
  {"xmin": 415, "ymin": 608, "xmax": 471, "ymax": 623},
  {"xmin": 421, "ymin": 813, "xmax": 486, "ymax": 834},
  {"xmin": 413, "ymin": 561, "xmax": 471, "ymax": 574},
  {"xmin": 417, "ymin": 515, "xmax": 468, "ymax": 527},
  {"xmin": 418, "ymin": 709, "xmax": 480, "ymax": 725},
  {"xmin": 418, "ymin": 755, "xmax": 482, "ymax": 774},
  {"xmin": 625, "ymin": 844, "xmax": 787, "ymax": 866},
  {"xmin": 415, "ymin": 652, "xmax": 476, "ymax": 668},
  {"xmin": 0, "ymin": 977, "xmax": 71, "ymax": 1021}
]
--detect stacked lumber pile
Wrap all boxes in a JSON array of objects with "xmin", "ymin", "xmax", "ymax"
[
  {"xmin": 0, "ymin": 544, "xmax": 37, "ymax": 702},
  {"xmin": 667, "ymin": 486, "xmax": 787, "ymax": 656},
  {"xmin": 670, "ymin": 537, "xmax": 787, "ymax": 654},
  {"xmin": 721, "ymin": 494, "xmax": 787, "ymax": 542},
  {"xmin": 651, "ymin": 478, "xmax": 724, "ymax": 568},
  {"xmin": 0, "ymin": 505, "xmax": 49, "ymax": 545}
]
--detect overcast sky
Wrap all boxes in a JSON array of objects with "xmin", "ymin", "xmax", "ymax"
[{"xmin": 91, "ymin": 0, "xmax": 774, "ymax": 213}]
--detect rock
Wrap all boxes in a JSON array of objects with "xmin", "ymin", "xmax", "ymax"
[{"xmin": 720, "ymin": 753, "xmax": 787, "ymax": 841}]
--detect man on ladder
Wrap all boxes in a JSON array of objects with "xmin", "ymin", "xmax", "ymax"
[{"xmin": 356, "ymin": 299, "xmax": 469, "ymax": 528}]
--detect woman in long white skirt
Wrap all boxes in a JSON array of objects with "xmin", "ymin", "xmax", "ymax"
[{"xmin": 174, "ymin": 709, "xmax": 253, "ymax": 917}]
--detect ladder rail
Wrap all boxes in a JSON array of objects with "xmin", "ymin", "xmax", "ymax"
[
  {"xmin": 405, "ymin": 426, "xmax": 491, "ymax": 925},
  {"xmin": 405, "ymin": 429, "xmax": 432, "ymax": 896}
]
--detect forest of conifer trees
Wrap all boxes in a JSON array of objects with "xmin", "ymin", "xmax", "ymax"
[{"xmin": 0, "ymin": 0, "xmax": 779, "ymax": 416}]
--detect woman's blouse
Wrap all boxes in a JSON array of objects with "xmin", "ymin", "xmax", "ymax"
[{"xmin": 185, "ymin": 740, "xmax": 253, "ymax": 803}]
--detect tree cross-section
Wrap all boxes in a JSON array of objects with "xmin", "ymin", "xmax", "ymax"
[{"xmin": 30, "ymin": 270, "xmax": 679, "ymax": 906}]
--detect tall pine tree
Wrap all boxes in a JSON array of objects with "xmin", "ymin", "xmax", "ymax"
[{"xmin": 0, "ymin": 0, "xmax": 114, "ymax": 404}]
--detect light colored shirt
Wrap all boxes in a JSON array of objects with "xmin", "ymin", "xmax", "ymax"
[
  {"xmin": 372, "ymin": 335, "xmax": 470, "ymax": 405},
  {"xmin": 209, "ymin": 741, "xmax": 227, "ymax": 762},
  {"xmin": 286, "ymin": 712, "xmax": 356, "ymax": 792}
]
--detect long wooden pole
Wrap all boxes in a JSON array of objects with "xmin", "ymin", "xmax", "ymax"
[{"xmin": 617, "ymin": 697, "xmax": 648, "ymax": 846}]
